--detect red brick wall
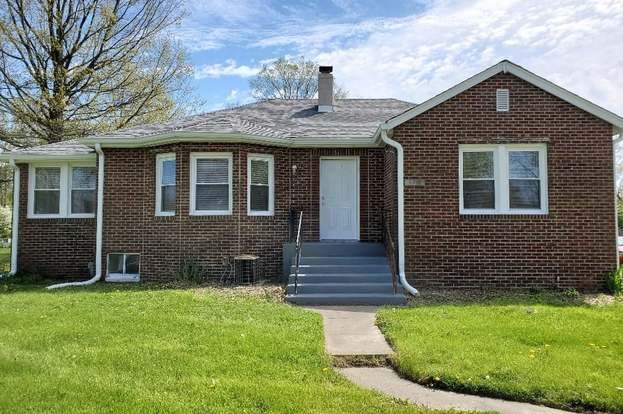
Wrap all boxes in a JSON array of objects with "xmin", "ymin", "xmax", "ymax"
[
  {"xmin": 393, "ymin": 73, "xmax": 617, "ymax": 290},
  {"xmin": 102, "ymin": 145, "xmax": 384, "ymax": 281},
  {"xmin": 16, "ymin": 164, "xmax": 97, "ymax": 278}
]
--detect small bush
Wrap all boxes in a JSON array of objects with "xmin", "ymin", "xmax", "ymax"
[
  {"xmin": 176, "ymin": 258, "xmax": 204, "ymax": 284},
  {"xmin": 606, "ymin": 267, "xmax": 623, "ymax": 295}
]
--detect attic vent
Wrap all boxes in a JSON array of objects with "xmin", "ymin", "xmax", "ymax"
[{"xmin": 496, "ymin": 89, "xmax": 510, "ymax": 112}]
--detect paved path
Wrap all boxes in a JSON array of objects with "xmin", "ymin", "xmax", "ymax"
[
  {"xmin": 307, "ymin": 306, "xmax": 575, "ymax": 414},
  {"xmin": 307, "ymin": 306, "xmax": 393, "ymax": 355}
]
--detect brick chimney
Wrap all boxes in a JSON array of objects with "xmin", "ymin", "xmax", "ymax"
[{"xmin": 317, "ymin": 66, "xmax": 334, "ymax": 112}]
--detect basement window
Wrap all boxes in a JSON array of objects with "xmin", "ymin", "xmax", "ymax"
[
  {"xmin": 106, "ymin": 253, "xmax": 140, "ymax": 282},
  {"xmin": 459, "ymin": 144, "xmax": 548, "ymax": 215}
]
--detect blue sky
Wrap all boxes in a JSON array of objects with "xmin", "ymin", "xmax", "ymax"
[{"xmin": 175, "ymin": 0, "xmax": 623, "ymax": 114}]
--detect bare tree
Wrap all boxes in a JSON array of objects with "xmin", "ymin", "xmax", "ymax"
[
  {"xmin": 0, "ymin": 0, "xmax": 194, "ymax": 146},
  {"xmin": 250, "ymin": 56, "xmax": 348, "ymax": 100}
]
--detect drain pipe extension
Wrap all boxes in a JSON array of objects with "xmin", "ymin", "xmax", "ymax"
[
  {"xmin": 380, "ymin": 129, "xmax": 418, "ymax": 296},
  {"xmin": 47, "ymin": 144, "xmax": 105, "ymax": 289},
  {"xmin": 9, "ymin": 160, "xmax": 19, "ymax": 275}
]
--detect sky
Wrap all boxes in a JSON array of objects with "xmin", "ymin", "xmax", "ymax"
[{"xmin": 175, "ymin": 0, "xmax": 623, "ymax": 114}]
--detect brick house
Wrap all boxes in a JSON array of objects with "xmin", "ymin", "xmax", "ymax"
[{"xmin": 2, "ymin": 61, "xmax": 622, "ymax": 304}]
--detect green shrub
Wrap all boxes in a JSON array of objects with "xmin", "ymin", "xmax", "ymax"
[
  {"xmin": 176, "ymin": 258, "xmax": 204, "ymax": 284},
  {"xmin": 606, "ymin": 267, "xmax": 623, "ymax": 295},
  {"xmin": 0, "ymin": 205, "xmax": 11, "ymax": 241}
]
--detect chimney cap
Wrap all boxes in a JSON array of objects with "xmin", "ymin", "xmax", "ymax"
[{"xmin": 319, "ymin": 66, "xmax": 333, "ymax": 74}]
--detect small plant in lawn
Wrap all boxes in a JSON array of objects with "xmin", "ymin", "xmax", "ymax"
[
  {"xmin": 606, "ymin": 267, "xmax": 623, "ymax": 295},
  {"xmin": 176, "ymin": 258, "xmax": 204, "ymax": 284},
  {"xmin": 562, "ymin": 288, "xmax": 579, "ymax": 299}
]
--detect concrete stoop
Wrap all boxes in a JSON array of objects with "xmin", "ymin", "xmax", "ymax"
[{"xmin": 286, "ymin": 243, "xmax": 407, "ymax": 306}]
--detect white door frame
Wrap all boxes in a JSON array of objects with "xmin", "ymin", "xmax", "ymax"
[{"xmin": 319, "ymin": 156, "xmax": 360, "ymax": 240}]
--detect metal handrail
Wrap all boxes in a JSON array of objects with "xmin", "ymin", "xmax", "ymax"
[
  {"xmin": 293, "ymin": 212, "xmax": 303, "ymax": 294},
  {"xmin": 385, "ymin": 223, "xmax": 398, "ymax": 295}
]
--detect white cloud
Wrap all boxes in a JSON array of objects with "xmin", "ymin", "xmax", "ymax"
[
  {"xmin": 311, "ymin": 0, "xmax": 623, "ymax": 113},
  {"xmin": 194, "ymin": 60, "xmax": 261, "ymax": 79}
]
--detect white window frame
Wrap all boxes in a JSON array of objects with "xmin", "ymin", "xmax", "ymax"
[
  {"xmin": 155, "ymin": 153, "xmax": 176, "ymax": 217},
  {"xmin": 106, "ymin": 253, "xmax": 140, "ymax": 282},
  {"xmin": 189, "ymin": 152, "xmax": 233, "ymax": 216},
  {"xmin": 69, "ymin": 163, "xmax": 98, "ymax": 218},
  {"xmin": 459, "ymin": 144, "xmax": 548, "ymax": 215},
  {"xmin": 247, "ymin": 154, "xmax": 274, "ymax": 216},
  {"xmin": 28, "ymin": 162, "xmax": 96, "ymax": 219}
]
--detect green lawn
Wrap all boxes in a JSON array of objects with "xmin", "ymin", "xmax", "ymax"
[
  {"xmin": 378, "ymin": 293, "xmax": 623, "ymax": 413},
  {"xmin": 0, "ymin": 283, "xmax": 455, "ymax": 414}
]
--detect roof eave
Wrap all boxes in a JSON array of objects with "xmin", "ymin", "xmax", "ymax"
[
  {"xmin": 0, "ymin": 152, "xmax": 96, "ymax": 162},
  {"xmin": 80, "ymin": 132, "xmax": 383, "ymax": 148}
]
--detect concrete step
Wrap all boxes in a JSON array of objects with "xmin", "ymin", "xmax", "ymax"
[
  {"xmin": 286, "ymin": 293, "xmax": 407, "ymax": 306},
  {"xmin": 292, "ymin": 264, "xmax": 391, "ymax": 274},
  {"xmin": 300, "ymin": 256, "xmax": 389, "ymax": 265},
  {"xmin": 301, "ymin": 242, "xmax": 385, "ymax": 257},
  {"xmin": 289, "ymin": 273, "xmax": 393, "ymax": 284},
  {"xmin": 287, "ymin": 282, "xmax": 403, "ymax": 295}
]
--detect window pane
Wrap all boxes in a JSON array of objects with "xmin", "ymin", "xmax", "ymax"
[
  {"xmin": 35, "ymin": 167, "xmax": 61, "ymax": 189},
  {"xmin": 250, "ymin": 159, "xmax": 269, "ymax": 185},
  {"xmin": 510, "ymin": 179, "xmax": 541, "ymax": 209},
  {"xmin": 196, "ymin": 184, "xmax": 229, "ymax": 211},
  {"xmin": 161, "ymin": 159, "xmax": 176, "ymax": 186},
  {"xmin": 71, "ymin": 189, "xmax": 95, "ymax": 214},
  {"xmin": 463, "ymin": 180, "xmax": 495, "ymax": 209},
  {"xmin": 108, "ymin": 254, "xmax": 124, "ymax": 274},
  {"xmin": 463, "ymin": 152, "xmax": 493, "ymax": 179},
  {"xmin": 509, "ymin": 151, "xmax": 539, "ymax": 178},
  {"xmin": 125, "ymin": 255, "xmax": 140, "ymax": 274},
  {"xmin": 250, "ymin": 185, "xmax": 269, "ymax": 211},
  {"xmin": 196, "ymin": 158, "xmax": 229, "ymax": 184},
  {"xmin": 34, "ymin": 190, "xmax": 60, "ymax": 214},
  {"xmin": 72, "ymin": 167, "xmax": 96, "ymax": 189},
  {"xmin": 161, "ymin": 185, "xmax": 176, "ymax": 212}
]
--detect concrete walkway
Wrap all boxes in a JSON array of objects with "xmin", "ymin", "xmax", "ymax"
[{"xmin": 307, "ymin": 306, "xmax": 575, "ymax": 414}]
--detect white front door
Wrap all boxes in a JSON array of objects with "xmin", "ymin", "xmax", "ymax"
[{"xmin": 320, "ymin": 158, "xmax": 359, "ymax": 240}]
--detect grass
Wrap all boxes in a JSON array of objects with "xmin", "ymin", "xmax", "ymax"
[
  {"xmin": 0, "ymin": 282, "xmax": 456, "ymax": 414},
  {"xmin": 378, "ymin": 292, "xmax": 623, "ymax": 413}
]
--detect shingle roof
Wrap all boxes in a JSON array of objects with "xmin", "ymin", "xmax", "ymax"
[
  {"xmin": 0, "ymin": 98, "xmax": 415, "ymax": 158},
  {"xmin": 89, "ymin": 98, "xmax": 414, "ymax": 140},
  {"xmin": 6, "ymin": 139, "xmax": 95, "ymax": 157}
]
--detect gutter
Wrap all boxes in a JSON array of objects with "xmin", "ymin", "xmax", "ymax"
[
  {"xmin": 379, "ymin": 128, "xmax": 418, "ymax": 296},
  {"xmin": 9, "ymin": 160, "xmax": 19, "ymax": 275},
  {"xmin": 47, "ymin": 144, "xmax": 105, "ymax": 289}
]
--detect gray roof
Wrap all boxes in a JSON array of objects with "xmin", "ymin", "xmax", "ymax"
[
  {"xmin": 5, "ymin": 139, "xmax": 95, "ymax": 157},
  {"xmin": 90, "ymin": 98, "xmax": 414, "ymax": 140},
  {"xmin": 0, "ymin": 98, "xmax": 415, "ymax": 158}
]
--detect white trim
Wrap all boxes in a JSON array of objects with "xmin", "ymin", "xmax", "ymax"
[
  {"xmin": 319, "ymin": 156, "xmax": 360, "ymax": 240},
  {"xmin": 459, "ymin": 144, "xmax": 548, "ymax": 215},
  {"xmin": 189, "ymin": 152, "xmax": 233, "ymax": 216},
  {"xmin": 384, "ymin": 60, "xmax": 623, "ymax": 132},
  {"xmin": 105, "ymin": 253, "xmax": 140, "ymax": 282},
  {"xmin": 0, "ymin": 153, "xmax": 96, "ymax": 162},
  {"xmin": 380, "ymin": 130, "xmax": 418, "ymax": 296},
  {"xmin": 155, "ymin": 153, "xmax": 176, "ymax": 216},
  {"xmin": 614, "ymin": 136, "xmax": 620, "ymax": 266},
  {"xmin": 9, "ymin": 161, "xmax": 19, "ymax": 275},
  {"xmin": 27, "ymin": 161, "xmax": 96, "ymax": 219},
  {"xmin": 247, "ymin": 153, "xmax": 274, "ymax": 216},
  {"xmin": 79, "ymin": 133, "xmax": 382, "ymax": 149}
]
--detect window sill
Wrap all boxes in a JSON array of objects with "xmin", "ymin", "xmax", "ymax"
[
  {"xmin": 248, "ymin": 211, "xmax": 274, "ymax": 217},
  {"xmin": 105, "ymin": 274, "xmax": 140, "ymax": 283},
  {"xmin": 460, "ymin": 212, "xmax": 549, "ymax": 220},
  {"xmin": 190, "ymin": 211, "xmax": 233, "ymax": 216}
]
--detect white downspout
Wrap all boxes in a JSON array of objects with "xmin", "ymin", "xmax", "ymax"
[
  {"xmin": 614, "ymin": 132, "xmax": 622, "ymax": 267},
  {"xmin": 9, "ymin": 160, "xmax": 19, "ymax": 275},
  {"xmin": 380, "ymin": 128, "xmax": 418, "ymax": 296},
  {"xmin": 47, "ymin": 144, "xmax": 105, "ymax": 289}
]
